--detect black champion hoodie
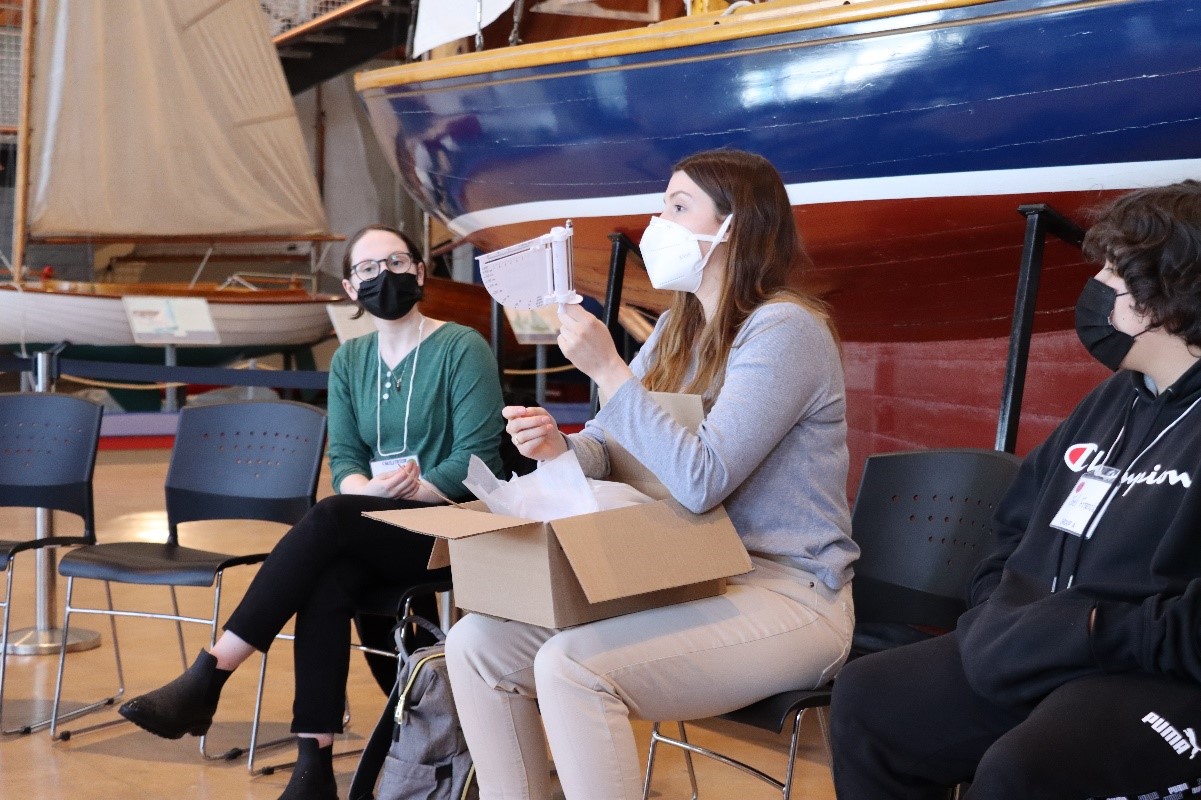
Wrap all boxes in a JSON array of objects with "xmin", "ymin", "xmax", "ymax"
[{"xmin": 956, "ymin": 358, "xmax": 1201, "ymax": 708}]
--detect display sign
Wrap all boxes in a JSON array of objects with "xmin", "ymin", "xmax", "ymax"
[{"xmin": 122, "ymin": 296, "xmax": 220, "ymax": 345}]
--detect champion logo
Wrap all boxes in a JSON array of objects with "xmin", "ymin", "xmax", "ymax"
[
  {"xmin": 1065, "ymin": 443, "xmax": 1099, "ymax": 471},
  {"xmin": 1142, "ymin": 712, "xmax": 1201, "ymax": 759},
  {"xmin": 1063, "ymin": 443, "xmax": 1192, "ymax": 496}
]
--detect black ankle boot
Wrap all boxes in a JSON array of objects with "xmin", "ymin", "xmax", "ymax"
[
  {"xmin": 118, "ymin": 650, "xmax": 232, "ymax": 739},
  {"xmin": 278, "ymin": 737, "xmax": 338, "ymax": 800}
]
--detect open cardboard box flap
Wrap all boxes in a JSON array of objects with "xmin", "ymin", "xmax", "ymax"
[
  {"xmin": 365, "ymin": 391, "xmax": 752, "ymax": 622},
  {"xmin": 550, "ymin": 499, "xmax": 750, "ymax": 603},
  {"xmin": 380, "ymin": 505, "xmax": 534, "ymax": 540},
  {"xmin": 368, "ymin": 498, "xmax": 750, "ymax": 603}
]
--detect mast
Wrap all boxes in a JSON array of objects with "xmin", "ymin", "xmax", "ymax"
[{"xmin": 10, "ymin": 0, "xmax": 33, "ymax": 283}]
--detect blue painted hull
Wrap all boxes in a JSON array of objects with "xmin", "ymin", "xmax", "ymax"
[
  {"xmin": 359, "ymin": 0, "xmax": 1201, "ymax": 343},
  {"xmin": 359, "ymin": 0, "xmax": 1201, "ymax": 467}
]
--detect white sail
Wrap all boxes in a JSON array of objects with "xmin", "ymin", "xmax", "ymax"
[
  {"xmin": 412, "ymin": 0, "xmax": 515, "ymax": 57},
  {"xmin": 26, "ymin": 0, "xmax": 328, "ymax": 241}
]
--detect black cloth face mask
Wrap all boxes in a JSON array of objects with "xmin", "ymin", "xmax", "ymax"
[
  {"xmin": 1075, "ymin": 277, "xmax": 1137, "ymax": 371},
  {"xmin": 356, "ymin": 270, "xmax": 423, "ymax": 320}
]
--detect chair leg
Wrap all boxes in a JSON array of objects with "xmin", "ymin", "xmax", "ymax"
[
  {"xmin": 50, "ymin": 578, "xmax": 126, "ymax": 740},
  {"xmin": 781, "ymin": 708, "xmax": 807, "ymax": 800},
  {"xmin": 642, "ymin": 721, "xmax": 661, "ymax": 800},
  {"xmin": 643, "ymin": 722, "xmax": 701, "ymax": 800},
  {"xmin": 246, "ymin": 649, "xmax": 295, "ymax": 775},
  {"xmin": 169, "ymin": 585, "xmax": 188, "ymax": 668},
  {"xmin": 644, "ymin": 714, "xmax": 809, "ymax": 799},
  {"xmin": 0, "ymin": 565, "xmax": 13, "ymax": 733},
  {"xmin": 199, "ymin": 573, "xmax": 258, "ymax": 762},
  {"xmin": 677, "ymin": 722, "xmax": 700, "ymax": 800}
]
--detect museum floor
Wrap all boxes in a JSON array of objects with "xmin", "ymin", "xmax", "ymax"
[{"xmin": 0, "ymin": 447, "xmax": 837, "ymax": 800}]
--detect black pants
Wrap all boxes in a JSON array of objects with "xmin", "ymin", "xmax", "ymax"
[
  {"xmin": 223, "ymin": 494, "xmax": 449, "ymax": 733},
  {"xmin": 830, "ymin": 631, "xmax": 1201, "ymax": 800}
]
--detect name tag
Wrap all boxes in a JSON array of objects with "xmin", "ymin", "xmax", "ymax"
[
  {"xmin": 370, "ymin": 455, "xmax": 419, "ymax": 478},
  {"xmin": 1049, "ymin": 466, "xmax": 1119, "ymax": 537}
]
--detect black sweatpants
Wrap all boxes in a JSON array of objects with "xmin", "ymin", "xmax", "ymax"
[
  {"xmin": 830, "ymin": 631, "xmax": 1201, "ymax": 800},
  {"xmin": 222, "ymin": 494, "xmax": 449, "ymax": 734}
]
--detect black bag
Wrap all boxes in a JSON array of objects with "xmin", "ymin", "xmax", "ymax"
[{"xmin": 349, "ymin": 615, "xmax": 477, "ymax": 800}]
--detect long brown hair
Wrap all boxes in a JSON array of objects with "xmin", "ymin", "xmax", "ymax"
[{"xmin": 641, "ymin": 149, "xmax": 832, "ymax": 396}]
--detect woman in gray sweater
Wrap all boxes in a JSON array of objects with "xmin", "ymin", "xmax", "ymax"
[{"xmin": 444, "ymin": 148, "xmax": 859, "ymax": 800}]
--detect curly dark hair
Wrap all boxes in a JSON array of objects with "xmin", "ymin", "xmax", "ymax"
[{"xmin": 1082, "ymin": 180, "xmax": 1201, "ymax": 348}]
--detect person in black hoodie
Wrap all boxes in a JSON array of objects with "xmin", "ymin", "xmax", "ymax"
[{"xmin": 829, "ymin": 180, "xmax": 1201, "ymax": 800}]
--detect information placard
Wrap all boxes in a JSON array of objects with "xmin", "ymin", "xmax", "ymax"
[{"xmin": 122, "ymin": 296, "xmax": 220, "ymax": 345}]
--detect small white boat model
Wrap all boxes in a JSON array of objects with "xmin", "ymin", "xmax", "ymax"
[{"xmin": 5, "ymin": 0, "xmax": 337, "ymax": 356}]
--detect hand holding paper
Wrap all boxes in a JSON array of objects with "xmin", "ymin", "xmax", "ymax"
[
  {"xmin": 346, "ymin": 460, "xmax": 422, "ymax": 500},
  {"xmin": 503, "ymin": 405, "xmax": 568, "ymax": 461},
  {"xmin": 556, "ymin": 304, "xmax": 634, "ymax": 399}
]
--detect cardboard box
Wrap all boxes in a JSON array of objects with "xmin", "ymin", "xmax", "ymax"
[{"xmin": 365, "ymin": 394, "xmax": 752, "ymax": 628}]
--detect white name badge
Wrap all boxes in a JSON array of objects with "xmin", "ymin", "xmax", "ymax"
[
  {"xmin": 1049, "ymin": 466, "xmax": 1120, "ymax": 537},
  {"xmin": 370, "ymin": 455, "xmax": 419, "ymax": 478}
]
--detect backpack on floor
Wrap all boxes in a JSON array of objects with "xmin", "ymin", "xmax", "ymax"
[{"xmin": 349, "ymin": 615, "xmax": 477, "ymax": 800}]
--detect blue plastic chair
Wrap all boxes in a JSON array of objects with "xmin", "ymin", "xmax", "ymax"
[
  {"xmin": 49, "ymin": 400, "xmax": 326, "ymax": 763},
  {"xmin": 642, "ymin": 447, "xmax": 1022, "ymax": 800},
  {"xmin": 0, "ymin": 393, "xmax": 103, "ymax": 734}
]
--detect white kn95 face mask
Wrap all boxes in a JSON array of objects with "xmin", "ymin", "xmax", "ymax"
[{"xmin": 638, "ymin": 213, "xmax": 733, "ymax": 293}]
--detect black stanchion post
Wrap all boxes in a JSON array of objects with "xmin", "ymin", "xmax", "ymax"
[
  {"xmin": 996, "ymin": 205, "xmax": 1086, "ymax": 453},
  {"xmin": 591, "ymin": 233, "xmax": 639, "ymax": 418},
  {"xmin": 7, "ymin": 343, "xmax": 101, "ymax": 657}
]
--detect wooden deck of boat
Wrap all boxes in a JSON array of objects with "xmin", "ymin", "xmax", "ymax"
[{"xmin": 0, "ymin": 446, "xmax": 838, "ymax": 800}]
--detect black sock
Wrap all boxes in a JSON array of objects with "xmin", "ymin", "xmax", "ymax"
[
  {"xmin": 279, "ymin": 737, "xmax": 337, "ymax": 800},
  {"xmin": 204, "ymin": 652, "xmax": 233, "ymax": 705}
]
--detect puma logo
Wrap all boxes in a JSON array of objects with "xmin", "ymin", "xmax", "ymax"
[
  {"xmin": 1142, "ymin": 712, "xmax": 1200, "ymax": 759},
  {"xmin": 1185, "ymin": 727, "xmax": 1200, "ymax": 760}
]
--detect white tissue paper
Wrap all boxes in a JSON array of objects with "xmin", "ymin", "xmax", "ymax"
[{"xmin": 463, "ymin": 451, "xmax": 654, "ymax": 522}]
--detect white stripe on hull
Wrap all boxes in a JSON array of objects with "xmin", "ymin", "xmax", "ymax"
[{"xmin": 447, "ymin": 158, "xmax": 1201, "ymax": 236}]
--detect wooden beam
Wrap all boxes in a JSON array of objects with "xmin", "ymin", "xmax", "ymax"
[
  {"xmin": 272, "ymin": 0, "xmax": 383, "ymax": 46},
  {"xmin": 11, "ymin": 0, "xmax": 34, "ymax": 283},
  {"xmin": 30, "ymin": 233, "xmax": 345, "ymax": 244}
]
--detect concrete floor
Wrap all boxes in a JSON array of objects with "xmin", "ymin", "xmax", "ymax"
[{"xmin": 0, "ymin": 447, "xmax": 838, "ymax": 799}]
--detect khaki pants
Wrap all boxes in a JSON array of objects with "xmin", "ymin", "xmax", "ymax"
[{"xmin": 444, "ymin": 556, "xmax": 854, "ymax": 800}]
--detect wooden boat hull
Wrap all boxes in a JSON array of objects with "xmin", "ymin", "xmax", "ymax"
[
  {"xmin": 358, "ymin": 0, "xmax": 1201, "ymax": 340},
  {"xmin": 0, "ymin": 277, "xmax": 525, "ymax": 362},
  {"xmin": 356, "ymin": 0, "xmax": 1201, "ymax": 477},
  {"xmin": 0, "ymin": 282, "xmax": 339, "ymax": 350}
]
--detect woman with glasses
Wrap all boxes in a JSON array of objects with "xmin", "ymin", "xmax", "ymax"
[{"xmin": 118, "ymin": 225, "xmax": 505, "ymax": 800}]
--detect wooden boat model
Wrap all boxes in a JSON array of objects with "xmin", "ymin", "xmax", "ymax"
[
  {"xmin": 6, "ymin": 0, "xmax": 337, "ymax": 365},
  {"xmin": 0, "ymin": 273, "xmax": 521, "ymax": 360},
  {"xmin": 357, "ymin": 0, "xmax": 1201, "ymax": 459},
  {"xmin": 0, "ymin": 281, "xmax": 341, "ymax": 351}
]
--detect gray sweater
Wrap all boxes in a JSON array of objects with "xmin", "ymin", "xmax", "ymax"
[{"xmin": 568, "ymin": 301, "xmax": 858, "ymax": 591}]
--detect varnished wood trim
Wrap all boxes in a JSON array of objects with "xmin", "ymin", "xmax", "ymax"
[
  {"xmin": 272, "ymin": 0, "xmax": 385, "ymax": 46},
  {"xmin": 29, "ymin": 234, "xmax": 345, "ymax": 244},
  {"xmin": 355, "ymin": 0, "xmax": 996, "ymax": 91}
]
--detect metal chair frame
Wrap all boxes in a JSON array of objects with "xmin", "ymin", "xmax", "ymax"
[
  {"xmin": 249, "ymin": 581, "xmax": 455, "ymax": 777},
  {"xmin": 642, "ymin": 447, "xmax": 1022, "ymax": 800},
  {"xmin": 48, "ymin": 400, "xmax": 326, "ymax": 766},
  {"xmin": 0, "ymin": 393, "xmax": 103, "ymax": 734}
]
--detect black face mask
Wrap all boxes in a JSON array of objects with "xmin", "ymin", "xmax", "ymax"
[
  {"xmin": 356, "ymin": 270, "xmax": 423, "ymax": 320},
  {"xmin": 1075, "ymin": 277, "xmax": 1136, "ymax": 371}
]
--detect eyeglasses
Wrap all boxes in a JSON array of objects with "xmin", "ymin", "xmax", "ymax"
[{"xmin": 351, "ymin": 252, "xmax": 416, "ymax": 282}]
